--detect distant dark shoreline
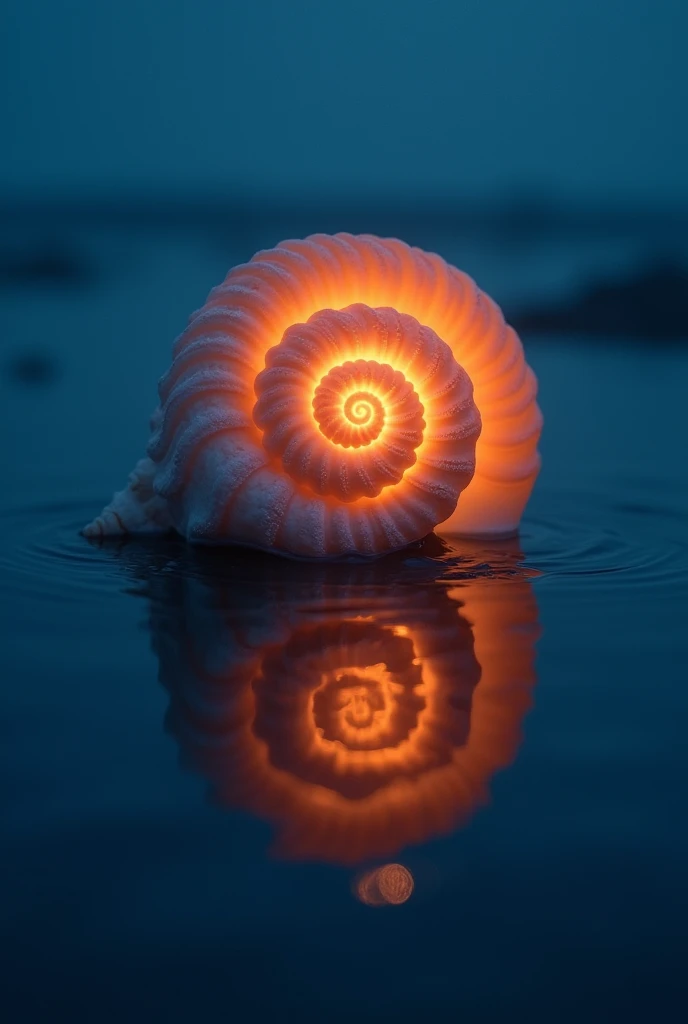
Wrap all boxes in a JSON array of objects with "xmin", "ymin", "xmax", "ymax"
[
  {"xmin": 2, "ymin": 195, "xmax": 687, "ymax": 342},
  {"xmin": 2, "ymin": 192, "xmax": 688, "ymax": 241}
]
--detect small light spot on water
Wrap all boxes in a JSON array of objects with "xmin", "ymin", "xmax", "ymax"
[{"xmin": 355, "ymin": 864, "xmax": 414, "ymax": 906}]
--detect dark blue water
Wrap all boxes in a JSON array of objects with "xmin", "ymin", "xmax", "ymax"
[{"xmin": 1, "ymin": 217, "xmax": 687, "ymax": 1022}]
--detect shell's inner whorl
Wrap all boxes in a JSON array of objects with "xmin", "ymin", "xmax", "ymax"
[
  {"xmin": 316, "ymin": 371, "xmax": 384, "ymax": 448},
  {"xmin": 253, "ymin": 304, "xmax": 465, "ymax": 504},
  {"xmin": 313, "ymin": 359, "xmax": 425, "ymax": 451}
]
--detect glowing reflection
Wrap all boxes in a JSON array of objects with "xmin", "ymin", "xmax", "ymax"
[
  {"xmin": 136, "ymin": 544, "xmax": 540, "ymax": 865},
  {"xmin": 355, "ymin": 864, "xmax": 415, "ymax": 907}
]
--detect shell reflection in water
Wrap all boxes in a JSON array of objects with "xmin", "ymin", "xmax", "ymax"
[{"xmin": 147, "ymin": 553, "xmax": 540, "ymax": 865}]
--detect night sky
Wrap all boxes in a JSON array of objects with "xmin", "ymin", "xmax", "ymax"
[{"xmin": 3, "ymin": 0, "xmax": 686, "ymax": 202}]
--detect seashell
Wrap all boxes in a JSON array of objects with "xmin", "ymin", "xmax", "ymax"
[
  {"xmin": 84, "ymin": 234, "xmax": 542, "ymax": 557},
  {"xmin": 140, "ymin": 553, "xmax": 540, "ymax": 866}
]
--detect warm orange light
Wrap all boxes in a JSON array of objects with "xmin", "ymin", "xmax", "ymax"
[
  {"xmin": 85, "ymin": 234, "xmax": 542, "ymax": 555},
  {"xmin": 355, "ymin": 864, "xmax": 415, "ymax": 907},
  {"xmin": 154, "ymin": 558, "xmax": 540, "ymax": 865},
  {"xmin": 253, "ymin": 304, "xmax": 476, "ymax": 514}
]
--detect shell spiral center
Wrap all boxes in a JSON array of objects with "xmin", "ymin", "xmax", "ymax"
[
  {"xmin": 312, "ymin": 359, "xmax": 424, "ymax": 457},
  {"xmin": 343, "ymin": 393, "xmax": 379, "ymax": 429}
]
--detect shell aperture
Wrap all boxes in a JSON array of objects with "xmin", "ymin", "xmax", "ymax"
[{"xmin": 84, "ymin": 234, "xmax": 542, "ymax": 557}]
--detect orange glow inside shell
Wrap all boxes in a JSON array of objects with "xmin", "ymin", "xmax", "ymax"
[
  {"xmin": 192, "ymin": 234, "xmax": 543, "ymax": 539},
  {"xmin": 252, "ymin": 302, "xmax": 479, "ymax": 515}
]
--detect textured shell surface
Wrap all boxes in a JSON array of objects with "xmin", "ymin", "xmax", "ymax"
[{"xmin": 84, "ymin": 233, "xmax": 542, "ymax": 557}]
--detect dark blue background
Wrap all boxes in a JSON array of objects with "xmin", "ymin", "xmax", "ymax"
[{"xmin": 1, "ymin": 3, "xmax": 687, "ymax": 1021}]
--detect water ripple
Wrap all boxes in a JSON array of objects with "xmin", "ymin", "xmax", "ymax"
[{"xmin": 0, "ymin": 487, "xmax": 685, "ymax": 607}]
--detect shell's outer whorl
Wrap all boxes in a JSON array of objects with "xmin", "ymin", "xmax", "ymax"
[{"xmin": 84, "ymin": 234, "xmax": 542, "ymax": 555}]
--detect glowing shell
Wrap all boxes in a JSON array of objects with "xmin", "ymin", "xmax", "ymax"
[{"xmin": 84, "ymin": 234, "xmax": 542, "ymax": 557}]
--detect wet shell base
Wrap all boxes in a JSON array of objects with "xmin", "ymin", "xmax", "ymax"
[{"xmin": 84, "ymin": 234, "xmax": 542, "ymax": 558}]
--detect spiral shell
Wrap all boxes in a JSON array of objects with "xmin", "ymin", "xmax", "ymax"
[
  {"xmin": 149, "ymin": 564, "xmax": 540, "ymax": 865},
  {"xmin": 85, "ymin": 234, "xmax": 542, "ymax": 557}
]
